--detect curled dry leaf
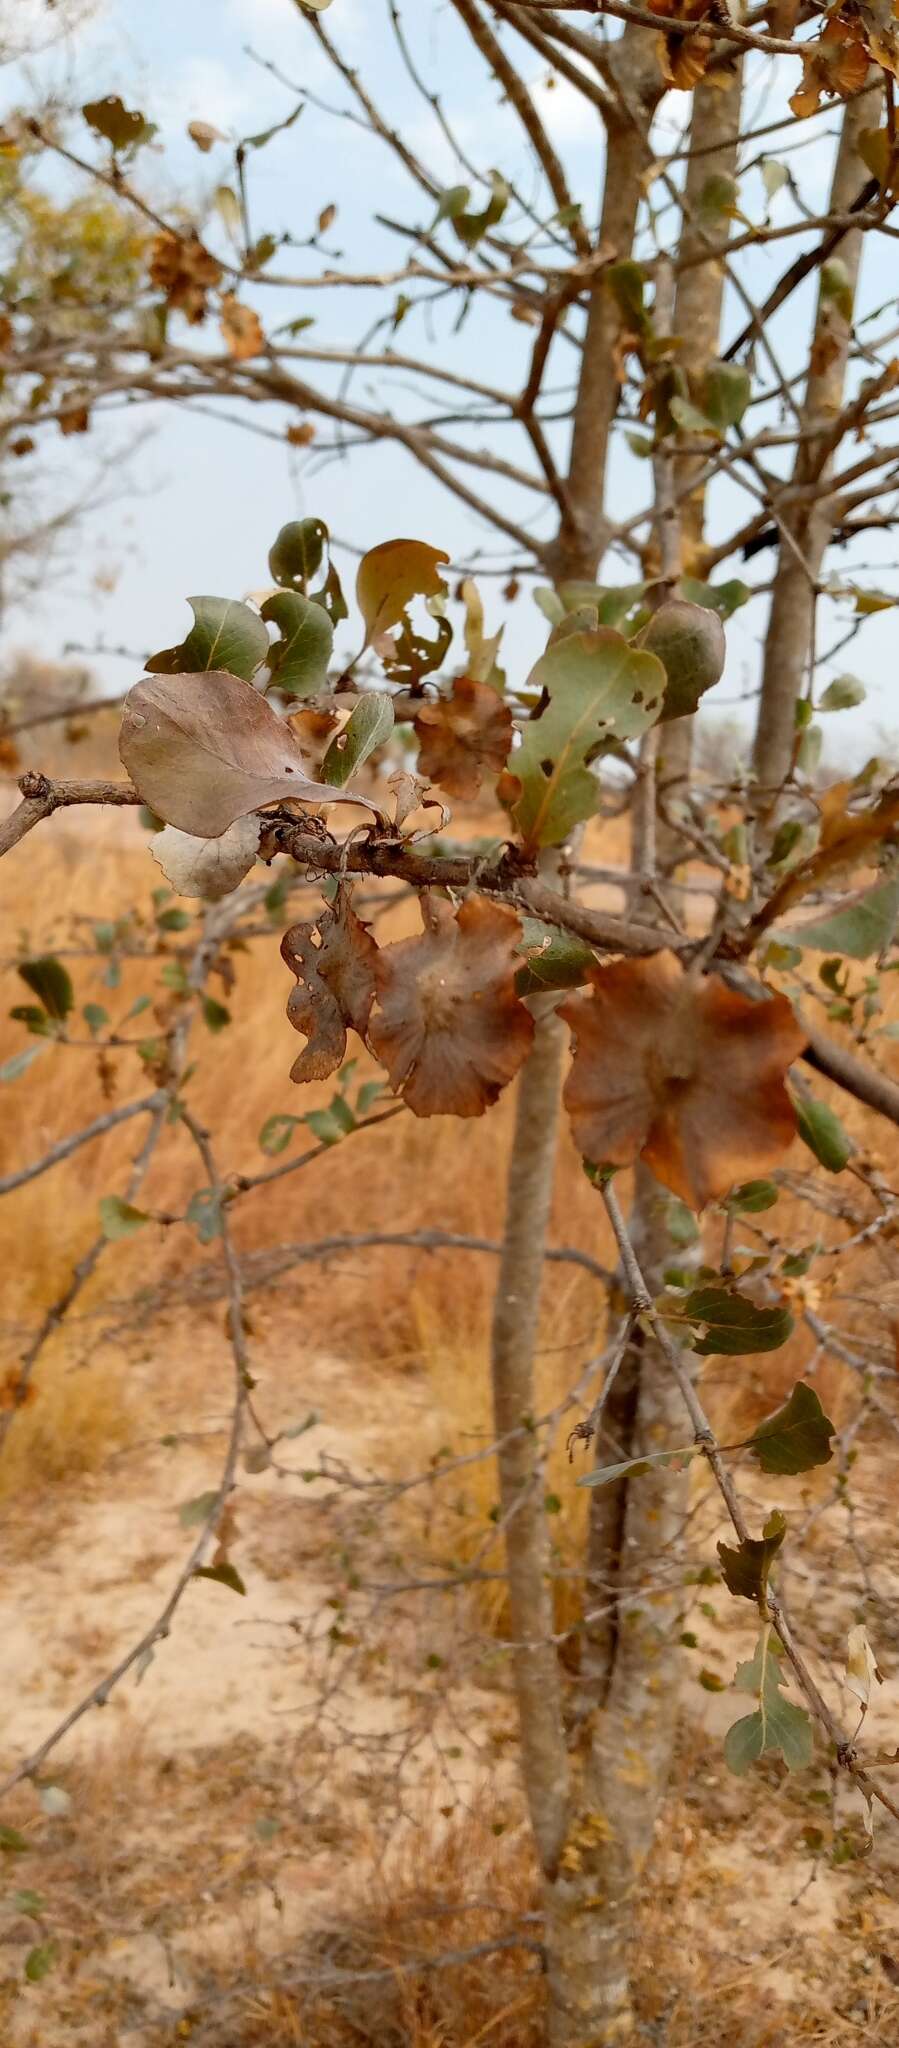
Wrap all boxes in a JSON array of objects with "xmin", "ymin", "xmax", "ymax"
[
  {"xmin": 120, "ymin": 668, "xmax": 377, "ymax": 838},
  {"xmin": 148, "ymin": 232, "xmax": 223, "ymax": 323},
  {"xmin": 413, "ymin": 676, "xmax": 513, "ymax": 800},
  {"xmin": 369, "ymin": 895, "xmax": 534, "ymax": 1118},
  {"xmin": 560, "ymin": 951, "xmax": 807, "ymax": 1209},
  {"xmin": 220, "ymin": 293, "xmax": 265, "ymax": 361},
  {"xmin": 150, "ymin": 816, "xmax": 262, "ymax": 900},
  {"xmin": 281, "ymin": 885, "xmax": 378, "ymax": 1084}
]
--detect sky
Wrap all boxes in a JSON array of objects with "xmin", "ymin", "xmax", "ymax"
[{"xmin": 2, "ymin": 0, "xmax": 898, "ymax": 751}]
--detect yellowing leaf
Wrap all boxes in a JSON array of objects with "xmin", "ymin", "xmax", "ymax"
[{"xmin": 356, "ymin": 539, "xmax": 449, "ymax": 644}]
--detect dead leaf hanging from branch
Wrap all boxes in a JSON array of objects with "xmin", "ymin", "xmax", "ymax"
[
  {"xmin": 369, "ymin": 895, "xmax": 535, "ymax": 1118},
  {"xmin": 413, "ymin": 676, "xmax": 513, "ymax": 800},
  {"xmin": 281, "ymin": 886, "xmax": 379, "ymax": 1084},
  {"xmin": 560, "ymin": 952, "xmax": 806, "ymax": 1209}
]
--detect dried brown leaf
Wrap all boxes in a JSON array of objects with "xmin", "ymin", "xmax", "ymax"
[
  {"xmin": 369, "ymin": 895, "xmax": 534, "ymax": 1118},
  {"xmin": 148, "ymin": 231, "xmax": 223, "ymax": 322},
  {"xmin": 281, "ymin": 885, "xmax": 379, "ymax": 1084},
  {"xmin": 220, "ymin": 293, "xmax": 265, "ymax": 360},
  {"xmin": 413, "ymin": 676, "xmax": 513, "ymax": 800},
  {"xmin": 120, "ymin": 668, "xmax": 375, "ymax": 837},
  {"xmin": 560, "ymin": 952, "xmax": 806, "ymax": 1209}
]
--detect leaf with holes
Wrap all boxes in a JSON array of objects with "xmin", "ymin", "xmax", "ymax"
[
  {"xmin": 281, "ymin": 885, "xmax": 379, "ymax": 1084},
  {"xmin": 83, "ymin": 94, "xmax": 153, "ymax": 150},
  {"xmin": 414, "ymin": 677, "xmax": 513, "ymax": 800},
  {"xmin": 509, "ymin": 628, "xmax": 666, "ymax": 848},
  {"xmin": 146, "ymin": 598, "xmax": 269, "ymax": 681},
  {"xmin": 120, "ymin": 670, "xmax": 376, "ymax": 837},
  {"xmin": 269, "ymin": 519, "xmax": 328, "ymax": 591},
  {"xmin": 321, "ymin": 693, "xmax": 394, "ymax": 787},
  {"xmin": 749, "ymin": 1381, "xmax": 835, "ymax": 1475},
  {"xmin": 356, "ymin": 539, "xmax": 449, "ymax": 644},
  {"xmin": 261, "ymin": 590, "xmax": 333, "ymax": 698},
  {"xmin": 724, "ymin": 1627, "xmax": 813, "ymax": 1776},
  {"xmin": 561, "ymin": 952, "xmax": 806, "ymax": 1208},
  {"xmin": 637, "ymin": 599, "xmax": 726, "ymax": 720},
  {"xmin": 718, "ymin": 1510, "xmax": 786, "ymax": 1603},
  {"xmin": 369, "ymin": 895, "xmax": 534, "ymax": 1118},
  {"xmin": 150, "ymin": 817, "xmax": 261, "ymax": 900},
  {"xmin": 682, "ymin": 1287, "xmax": 794, "ymax": 1356}
]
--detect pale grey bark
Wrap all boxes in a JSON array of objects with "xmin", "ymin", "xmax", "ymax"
[{"xmin": 752, "ymin": 93, "xmax": 871, "ymax": 799}]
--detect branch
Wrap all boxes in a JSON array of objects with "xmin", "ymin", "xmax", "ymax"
[
  {"xmin": 0, "ymin": 1094, "xmax": 167, "ymax": 1198},
  {"xmin": 599, "ymin": 1179, "xmax": 899, "ymax": 1828}
]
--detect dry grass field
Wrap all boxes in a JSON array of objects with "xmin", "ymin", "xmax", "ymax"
[{"xmin": 3, "ymin": 719, "xmax": 899, "ymax": 2046}]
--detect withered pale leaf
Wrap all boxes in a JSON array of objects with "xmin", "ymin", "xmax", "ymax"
[
  {"xmin": 281, "ymin": 886, "xmax": 379, "ymax": 1084},
  {"xmin": 846, "ymin": 1623, "xmax": 882, "ymax": 1710},
  {"xmin": 150, "ymin": 816, "xmax": 262, "ymax": 899},
  {"xmin": 369, "ymin": 895, "xmax": 534, "ymax": 1117},
  {"xmin": 560, "ymin": 952, "xmax": 806, "ymax": 1209},
  {"xmin": 120, "ymin": 669, "xmax": 376, "ymax": 837},
  {"xmin": 414, "ymin": 676, "xmax": 513, "ymax": 800}
]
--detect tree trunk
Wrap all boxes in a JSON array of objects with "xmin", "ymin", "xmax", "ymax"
[{"xmin": 752, "ymin": 93, "xmax": 871, "ymax": 800}]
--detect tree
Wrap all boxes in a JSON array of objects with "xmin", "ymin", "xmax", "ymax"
[{"xmin": 3, "ymin": 5, "xmax": 899, "ymax": 2042}]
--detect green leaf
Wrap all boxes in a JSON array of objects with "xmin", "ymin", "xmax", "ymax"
[
  {"xmin": 797, "ymin": 722, "xmax": 822, "ymax": 775},
  {"xmin": 12, "ymin": 1891, "xmax": 44, "ymax": 1918},
  {"xmin": 512, "ymin": 628, "xmax": 666, "ymax": 848},
  {"xmin": 156, "ymin": 907, "xmax": 190, "ymax": 932},
  {"xmin": 794, "ymin": 1091, "xmax": 854, "ymax": 1172},
  {"xmin": 261, "ymin": 590, "xmax": 333, "ymax": 697},
  {"xmin": 762, "ymin": 161, "xmax": 789, "ymax": 201},
  {"xmin": 178, "ymin": 1489, "xmax": 220, "ymax": 1529},
  {"xmin": 82, "ymin": 1003, "xmax": 110, "ymax": 1040},
  {"xmin": 666, "ymin": 1196, "xmax": 700, "ymax": 1247},
  {"xmin": 454, "ymin": 170, "xmax": 509, "ymax": 247},
  {"xmin": 698, "ymin": 172, "xmax": 738, "ymax": 224},
  {"xmin": 258, "ymin": 1113, "xmax": 302, "ymax": 1156},
  {"xmin": 702, "ymin": 361, "xmax": 751, "ymax": 433},
  {"xmin": 146, "ymin": 597, "xmax": 269, "ymax": 682},
  {"xmin": 724, "ymin": 1626, "xmax": 813, "ymax": 1776},
  {"xmin": 24, "ymin": 1941, "xmax": 58, "ymax": 1983},
  {"xmin": 99, "ymin": 1195, "xmax": 150, "ymax": 1240},
  {"xmin": 749, "ymin": 1381, "xmax": 835, "ymax": 1476},
  {"xmin": 201, "ymin": 996, "xmax": 231, "ymax": 1034},
  {"xmin": 680, "ymin": 577, "xmax": 750, "ymax": 620},
  {"xmin": 0, "ymin": 1825, "xmax": 29, "ymax": 1854},
  {"xmin": 305, "ymin": 1101, "xmax": 354, "ymax": 1146},
  {"xmin": 17, "ymin": 957, "xmax": 73, "ymax": 1021},
  {"xmin": 578, "ymin": 1443, "xmax": 696, "ymax": 1490},
  {"xmin": 515, "ymin": 919, "xmax": 596, "ymax": 997},
  {"xmin": 783, "ymin": 875, "xmax": 899, "ymax": 960},
  {"xmin": 819, "ymin": 674, "xmax": 865, "ymax": 712},
  {"xmin": 321, "ymin": 693, "xmax": 394, "ymax": 787},
  {"xmin": 637, "ymin": 598, "xmax": 725, "ymax": 720},
  {"xmin": 269, "ymin": 518, "xmax": 328, "ymax": 591},
  {"xmin": 670, "ymin": 395, "xmax": 718, "ymax": 438},
  {"xmin": 194, "ymin": 1561, "xmax": 247, "ymax": 1595},
  {"xmin": 681, "ymin": 1286, "xmax": 793, "ymax": 1356},
  {"xmin": 434, "ymin": 183, "xmax": 471, "ymax": 225},
  {"xmin": 0, "ymin": 1045, "xmax": 46, "ymax": 1084},
  {"xmin": 718, "ymin": 1509, "xmax": 786, "ymax": 1603},
  {"xmin": 186, "ymin": 1188, "xmax": 224, "ymax": 1244},
  {"xmin": 10, "ymin": 1006, "xmax": 55, "ymax": 1038},
  {"xmin": 769, "ymin": 819, "xmax": 804, "ymax": 867},
  {"xmin": 726, "ymin": 1180, "xmax": 779, "ymax": 1214}
]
